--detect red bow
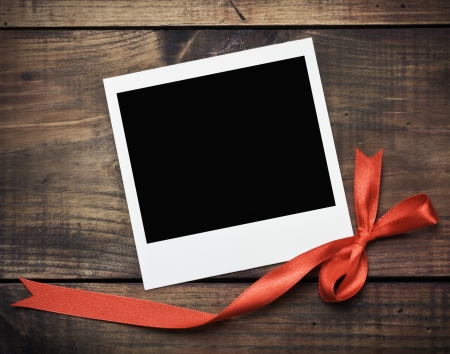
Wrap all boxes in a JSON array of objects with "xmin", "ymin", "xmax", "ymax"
[{"xmin": 12, "ymin": 149, "xmax": 438, "ymax": 328}]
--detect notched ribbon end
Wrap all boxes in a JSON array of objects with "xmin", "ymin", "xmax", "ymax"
[
  {"xmin": 356, "ymin": 147, "xmax": 383, "ymax": 160},
  {"xmin": 11, "ymin": 278, "xmax": 41, "ymax": 308}
]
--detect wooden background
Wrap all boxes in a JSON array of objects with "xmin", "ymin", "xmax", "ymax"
[{"xmin": 1, "ymin": 1, "xmax": 449, "ymax": 353}]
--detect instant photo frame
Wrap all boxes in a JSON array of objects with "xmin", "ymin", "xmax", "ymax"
[{"xmin": 104, "ymin": 38, "xmax": 353, "ymax": 290}]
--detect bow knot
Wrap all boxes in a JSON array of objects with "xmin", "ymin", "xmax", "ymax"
[
  {"xmin": 355, "ymin": 227, "xmax": 372, "ymax": 246},
  {"xmin": 317, "ymin": 149, "xmax": 438, "ymax": 304}
]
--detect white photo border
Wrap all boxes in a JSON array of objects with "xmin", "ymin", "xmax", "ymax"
[{"xmin": 104, "ymin": 38, "xmax": 353, "ymax": 290}]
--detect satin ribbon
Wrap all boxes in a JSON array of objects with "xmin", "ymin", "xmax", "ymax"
[{"xmin": 12, "ymin": 148, "xmax": 438, "ymax": 328}]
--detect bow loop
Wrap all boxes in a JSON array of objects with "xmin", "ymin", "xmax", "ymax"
[
  {"xmin": 371, "ymin": 194, "xmax": 438, "ymax": 238},
  {"xmin": 318, "ymin": 149, "xmax": 438, "ymax": 305},
  {"xmin": 319, "ymin": 242, "xmax": 368, "ymax": 302}
]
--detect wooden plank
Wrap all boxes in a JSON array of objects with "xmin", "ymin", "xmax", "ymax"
[
  {"xmin": 0, "ymin": 29, "xmax": 449, "ymax": 280},
  {"xmin": 1, "ymin": 0, "xmax": 450, "ymax": 27},
  {"xmin": 1, "ymin": 282, "xmax": 449, "ymax": 352}
]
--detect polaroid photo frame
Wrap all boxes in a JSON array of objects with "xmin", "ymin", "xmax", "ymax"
[{"xmin": 104, "ymin": 38, "xmax": 353, "ymax": 290}]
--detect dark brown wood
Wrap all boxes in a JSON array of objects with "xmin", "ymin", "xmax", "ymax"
[
  {"xmin": 2, "ymin": 282, "xmax": 449, "ymax": 353},
  {"xmin": 1, "ymin": 0, "xmax": 449, "ymax": 350},
  {"xmin": 0, "ymin": 29, "xmax": 449, "ymax": 280},
  {"xmin": 1, "ymin": 0, "xmax": 450, "ymax": 27}
]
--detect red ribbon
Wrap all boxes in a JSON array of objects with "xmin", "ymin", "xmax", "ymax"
[{"xmin": 12, "ymin": 148, "xmax": 438, "ymax": 328}]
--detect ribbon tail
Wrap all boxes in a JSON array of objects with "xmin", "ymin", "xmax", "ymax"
[
  {"xmin": 12, "ymin": 278, "xmax": 216, "ymax": 328},
  {"xmin": 12, "ymin": 237, "xmax": 356, "ymax": 328},
  {"xmin": 354, "ymin": 148, "xmax": 383, "ymax": 232}
]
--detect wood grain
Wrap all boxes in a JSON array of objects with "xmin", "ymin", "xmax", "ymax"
[
  {"xmin": 1, "ymin": 0, "xmax": 450, "ymax": 27},
  {"xmin": 2, "ymin": 282, "xmax": 449, "ymax": 353},
  {"xmin": 0, "ymin": 29, "xmax": 449, "ymax": 280}
]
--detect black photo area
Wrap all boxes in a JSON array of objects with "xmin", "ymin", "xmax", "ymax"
[{"xmin": 117, "ymin": 56, "xmax": 335, "ymax": 244}]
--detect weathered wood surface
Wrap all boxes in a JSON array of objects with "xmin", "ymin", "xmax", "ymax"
[
  {"xmin": 1, "ymin": 0, "xmax": 450, "ymax": 27},
  {"xmin": 2, "ymin": 282, "xmax": 449, "ymax": 353},
  {"xmin": 0, "ymin": 29, "xmax": 449, "ymax": 280}
]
